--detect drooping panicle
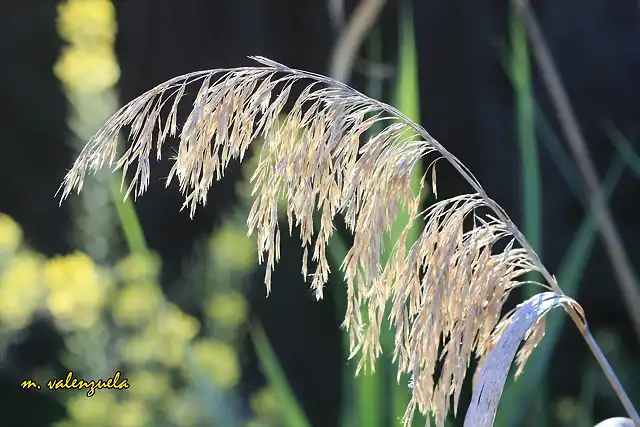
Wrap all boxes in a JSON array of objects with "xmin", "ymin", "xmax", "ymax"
[{"xmin": 58, "ymin": 57, "xmax": 569, "ymax": 427}]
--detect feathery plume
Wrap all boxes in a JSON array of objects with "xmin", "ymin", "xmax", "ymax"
[{"xmin": 58, "ymin": 56, "xmax": 587, "ymax": 425}]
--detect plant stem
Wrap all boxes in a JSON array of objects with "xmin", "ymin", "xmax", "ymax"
[{"xmin": 328, "ymin": 0, "xmax": 387, "ymax": 84}]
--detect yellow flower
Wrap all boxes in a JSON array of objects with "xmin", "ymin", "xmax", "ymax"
[
  {"xmin": 236, "ymin": 149, "xmax": 261, "ymax": 200},
  {"xmin": 57, "ymin": 0, "xmax": 117, "ymax": 46},
  {"xmin": 111, "ymin": 281, "xmax": 163, "ymax": 327},
  {"xmin": 67, "ymin": 391, "xmax": 116, "ymax": 426},
  {"xmin": 250, "ymin": 387, "xmax": 282, "ymax": 423},
  {"xmin": 555, "ymin": 396, "xmax": 579, "ymax": 424},
  {"xmin": 124, "ymin": 305, "xmax": 199, "ymax": 367},
  {"xmin": 113, "ymin": 400, "xmax": 150, "ymax": 427},
  {"xmin": 155, "ymin": 304, "xmax": 200, "ymax": 367},
  {"xmin": 115, "ymin": 253, "xmax": 161, "ymax": 283},
  {"xmin": 126, "ymin": 371, "xmax": 170, "ymax": 401},
  {"xmin": 206, "ymin": 291, "xmax": 248, "ymax": 329},
  {"xmin": 122, "ymin": 334, "xmax": 159, "ymax": 366},
  {"xmin": 43, "ymin": 252, "xmax": 110, "ymax": 330},
  {"xmin": 160, "ymin": 338, "xmax": 188, "ymax": 368},
  {"xmin": 156, "ymin": 303, "xmax": 200, "ymax": 341},
  {"xmin": 54, "ymin": 46, "xmax": 120, "ymax": 93},
  {"xmin": 51, "ymin": 420, "xmax": 79, "ymax": 427},
  {"xmin": 209, "ymin": 226, "xmax": 256, "ymax": 271},
  {"xmin": 245, "ymin": 419, "xmax": 269, "ymax": 427},
  {"xmin": 236, "ymin": 141, "xmax": 288, "ymax": 214},
  {"xmin": 0, "ymin": 214, "xmax": 23, "ymax": 253},
  {"xmin": 0, "ymin": 253, "xmax": 43, "ymax": 330},
  {"xmin": 192, "ymin": 338, "xmax": 240, "ymax": 389},
  {"xmin": 163, "ymin": 391, "xmax": 200, "ymax": 427}
]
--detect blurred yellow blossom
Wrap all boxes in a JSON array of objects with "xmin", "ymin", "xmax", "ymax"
[
  {"xmin": 206, "ymin": 291, "xmax": 248, "ymax": 329},
  {"xmin": 163, "ymin": 391, "xmax": 200, "ymax": 427},
  {"xmin": 115, "ymin": 252, "xmax": 161, "ymax": 283},
  {"xmin": 124, "ymin": 304, "xmax": 199, "ymax": 367},
  {"xmin": 156, "ymin": 304, "xmax": 200, "ymax": 366},
  {"xmin": 127, "ymin": 370, "xmax": 170, "ymax": 401},
  {"xmin": 160, "ymin": 337, "xmax": 190, "ymax": 368},
  {"xmin": 111, "ymin": 281, "xmax": 163, "ymax": 327},
  {"xmin": 122, "ymin": 334, "xmax": 160, "ymax": 366},
  {"xmin": 236, "ymin": 148, "xmax": 261, "ymax": 200},
  {"xmin": 55, "ymin": 46, "xmax": 120, "ymax": 94},
  {"xmin": 156, "ymin": 303, "xmax": 200, "ymax": 341},
  {"xmin": 55, "ymin": 0, "xmax": 120, "ymax": 93},
  {"xmin": 113, "ymin": 400, "xmax": 150, "ymax": 427},
  {"xmin": 43, "ymin": 252, "xmax": 110, "ymax": 330},
  {"xmin": 0, "ymin": 213, "xmax": 23, "ymax": 253},
  {"xmin": 209, "ymin": 226, "xmax": 256, "ymax": 271},
  {"xmin": 237, "ymin": 142, "xmax": 288, "ymax": 214},
  {"xmin": 57, "ymin": 0, "xmax": 117, "ymax": 46},
  {"xmin": 65, "ymin": 397, "xmax": 149, "ymax": 427},
  {"xmin": 123, "ymin": 332, "xmax": 186, "ymax": 367},
  {"xmin": 555, "ymin": 396, "xmax": 579, "ymax": 423},
  {"xmin": 250, "ymin": 387, "xmax": 282, "ymax": 423},
  {"xmin": 192, "ymin": 338, "xmax": 240, "ymax": 389},
  {"xmin": 245, "ymin": 419, "xmax": 270, "ymax": 427},
  {"xmin": 0, "ymin": 252, "xmax": 43, "ymax": 330},
  {"xmin": 66, "ymin": 391, "xmax": 116, "ymax": 426}
]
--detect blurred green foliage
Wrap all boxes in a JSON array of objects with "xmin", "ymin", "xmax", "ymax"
[{"xmin": 0, "ymin": 210, "xmax": 288, "ymax": 427}]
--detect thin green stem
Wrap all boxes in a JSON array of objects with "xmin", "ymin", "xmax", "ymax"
[{"xmin": 109, "ymin": 173, "xmax": 148, "ymax": 254}]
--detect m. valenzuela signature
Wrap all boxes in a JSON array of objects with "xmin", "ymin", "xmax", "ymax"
[{"xmin": 21, "ymin": 371, "xmax": 129, "ymax": 397}]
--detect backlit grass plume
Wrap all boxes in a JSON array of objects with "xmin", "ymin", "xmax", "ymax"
[{"xmin": 58, "ymin": 57, "xmax": 638, "ymax": 426}]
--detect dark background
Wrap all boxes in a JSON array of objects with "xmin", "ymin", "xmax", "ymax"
[{"xmin": 0, "ymin": 0, "xmax": 638, "ymax": 426}]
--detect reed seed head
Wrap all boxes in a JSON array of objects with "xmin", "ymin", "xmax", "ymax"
[{"xmin": 58, "ymin": 57, "xmax": 562, "ymax": 426}]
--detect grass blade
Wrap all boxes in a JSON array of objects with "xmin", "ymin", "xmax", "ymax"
[
  {"xmin": 609, "ymin": 126, "xmax": 640, "ymax": 178},
  {"xmin": 381, "ymin": 1, "xmax": 425, "ymax": 425},
  {"xmin": 355, "ymin": 22, "xmax": 385, "ymax": 427},
  {"xmin": 510, "ymin": 0, "xmax": 542, "ymax": 290},
  {"xmin": 331, "ymin": 3, "xmax": 425, "ymax": 423},
  {"xmin": 507, "ymin": 6, "xmax": 546, "ymax": 423},
  {"xmin": 109, "ymin": 172, "xmax": 148, "ymax": 254},
  {"xmin": 249, "ymin": 321, "xmax": 312, "ymax": 427}
]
